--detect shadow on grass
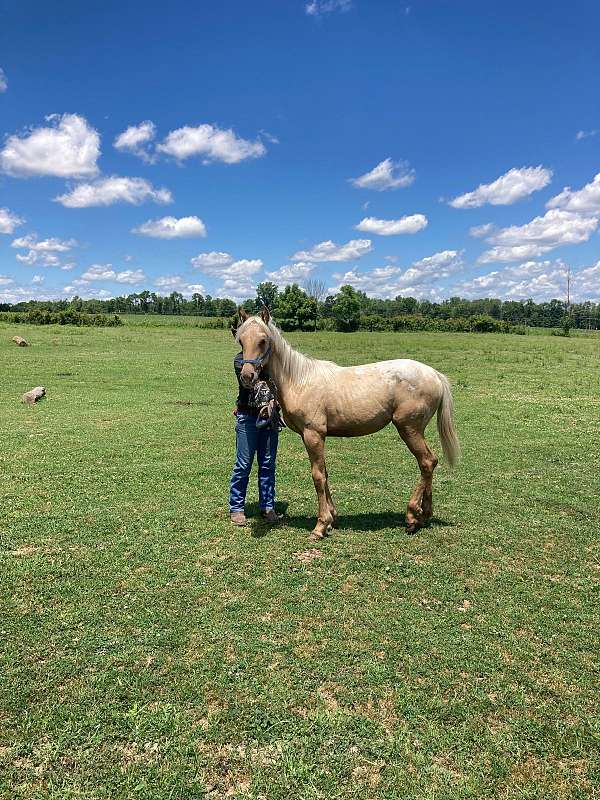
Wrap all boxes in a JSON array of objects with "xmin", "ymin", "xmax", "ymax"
[
  {"xmin": 247, "ymin": 502, "xmax": 452, "ymax": 538},
  {"xmin": 246, "ymin": 501, "xmax": 290, "ymax": 539}
]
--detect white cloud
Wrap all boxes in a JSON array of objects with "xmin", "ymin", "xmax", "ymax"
[
  {"xmin": 63, "ymin": 286, "xmax": 114, "ymax": 300},
  {"xmin": 409, "ymin": 250, "xmax": 464, "ymax": 278},
  {"xmin": 132, "ymin": 215, "xmax": 207, "ymax": 238},
  {"xmin": 191, "ymin": 254, "xmax": 263, "ymax": 278},
  {"xmin": 477, "ymin": 209, "xmax": 598, "ymax": 263},
  {"xmin": 0, "ymin": 275, "xmax": 14, "ymax": 286},
  {"xmin": 80, "ymin": 265, "xmax": 145, "ymax": 284},
  {"xmin": 546, "ymin": 172, "xmax": 600, "ymax": 215},
  {"xmin": 328, "ymin": 250, "xmax": 464, "ymax": 298},
  {"xmin": 12, "ymin": 234, "xmax": 76, "ymax": 252},
  {"xmin": 449, "ymin": 166, "xmax": 552, "ymax": 209},
  {"xmin": 153, "ymin": 276, "xmax": 207, "ymax": 297},
  {"xmin": 187, "ymin": 283, "xmax": 207, "ymax": 294},
  {"xmin": 213, "ymin": 259, "xmax": 263, "ymax": 278},
  {"xmin": 355, "ymin": 214, "xmax": 427, "ymax": 236},
  {"xmin": 469, "ymin": 222, "xmax": 496, "ymax": 238},
  {"xmin": 189, "ymin": 253, "xmax": 262, "ymax": 298},
  {"xmin": 216, "ymin": 276, "xmax": 256, "ymax": 301},
  {"xmin": 15, "ymin": 252, "xmax": 38, "ymax": 265},
  {"xmin": 449, "ymin": 258, "xmax": 600, "ymax": 302},
  {"xmin": 0, "ymin": 207, "xmax": 25, "ymax": 234},
  {"xmin": 55, "ymin": 176, "xmax": 173, "ymax": 208},
  {"xmin": 350, "ymin": 158, "xmax": 415, "ymax": 191},
  {"xmin": 572, "ymin": 260, "xmax": 600, "ymax": 301},
  {"xmin": 155, "ymin": 275, "xmax": 187, "ymax": 290},
  {"xmin": 0, "ymin": 113, "xmax": 100, "ymax": 178},
  {"xmin": 0, "ymin": 68, "xmax": 7, "ymax": 92},
  {"xmin": 292, "ymin": 238, "xmax": 372, "ymax": 262},
  {"xmin": 191, "ymin": 251, "xmax": 233, "ymax": 270},
  {"xmin": 156, "ymin": 123, "xmax": 266, "ymax": 164},
  {"xmin": 265, "ymin": 262, "xmax": 315, "ymax": 286},
  {"xmin": 11, "ymin": 234, "xmax": 77, "ymax": 266},
  {"xmin": 31, "ymin": 275, "xmax": 44, "ymax": 284},
  {"xmin": 114, "ymin": 121, "xmax": 156, "ymax": 161},
  {"xmin": 305, "ymin": 0, "xmax": 351, "ymax": 15},
  {"xmin": 114, "ymin": 269, "xmax": 145, "ymax": 285},
  {"xmin": 575, "ymin": 129, "xmax": 597, "ymax": 141},
  {"xmin": 477, "ymin": 244, "xmax": 552, "ymax": 263},
  {"xmin": 0, "ymin": 285, "xmax": 60, "ymax": 304}
]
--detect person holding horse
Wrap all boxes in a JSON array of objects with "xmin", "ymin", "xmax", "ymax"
[
  {"xmin": 229, "ymin": 315, "xmax": 283, "ymax": 526},
  {"xmin": 234, "ymin": 305, "xmax": 459, "ymax": 539}
]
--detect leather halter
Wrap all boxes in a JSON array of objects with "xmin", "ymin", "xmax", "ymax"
[{"xmin": 240, "ymin": 344, "xmax": 272, "ymax": 369}]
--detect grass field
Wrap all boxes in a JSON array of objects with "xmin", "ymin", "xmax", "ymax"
[{"xmin": 1, "ymin": 320, "xmax": 599, "ymax": 800}]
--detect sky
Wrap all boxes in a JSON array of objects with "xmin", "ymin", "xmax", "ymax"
[{"xmin": 1, "ymin": 0, "xmax": 600, "ymax": 306}]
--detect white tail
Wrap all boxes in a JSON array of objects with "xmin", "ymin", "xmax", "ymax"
[{"xmin": 436, "ymin": 373, "xmax": 460, "ymax": 467}]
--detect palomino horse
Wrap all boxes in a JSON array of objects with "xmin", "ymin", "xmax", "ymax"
[{"xmin": 235, "ymin": 307, "xmax": 459, "ymax": 538}]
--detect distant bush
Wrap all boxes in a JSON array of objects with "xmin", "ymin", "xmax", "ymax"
[
  {"xmin": 390, "ymin": 314, "xmax": 527, "ymax": 335},
  {"xmin": 6, "ymin": 310, "xmax": 122, "ymax": 327},
  {"xmin": 391, "ymin": 315, "xmax": 436, "ymax": 332},
  {"xmin": 316, "ymin": 317, "xmax": 336, "ymax": 331},
  {"xmin": 120, "ymin": 315, "xmax": 228, "ymax": 328},
  {"xmin": 359, "ymin": 315, "xmax": 393, "ymax": 331},
  {"xmin": 199, "ymin": 317, "xmax": 228, "ymax": 329},
  {"xmin": 469, "ymin": 314, "xmax": 504, "ymax": 333}
]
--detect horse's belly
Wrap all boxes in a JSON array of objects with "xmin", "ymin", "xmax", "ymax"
[
  {"xmin": 327, "ymin": 417, "xmax": 390, "ymax": 437},
  {"xmin": 326, "ymin": 405, "xmax": 391, "ymax": 437}
]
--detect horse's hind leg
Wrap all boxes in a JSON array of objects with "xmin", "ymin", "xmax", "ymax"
[
  {"xmin": 394, "ymin": 422, "xmax": 438, "ymax": 534},
  {"xmin": 324, "ymin": 466, "xmax": 338, "ymax": 527}
]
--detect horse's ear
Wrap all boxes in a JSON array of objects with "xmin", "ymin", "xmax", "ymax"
[
  {"xmin": 260, "ymin": 305, "xmax": 270, "ymax": 324},
  {"xmin": 238, "ymin": 307, "xmax": 249, "ymax": 322}
]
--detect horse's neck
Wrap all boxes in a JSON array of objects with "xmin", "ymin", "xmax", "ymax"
[{"xmin": 268, "ymin": 326, "xmax": 311, "ymax": 395}]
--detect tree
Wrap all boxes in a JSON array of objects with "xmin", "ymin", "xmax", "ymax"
[
  {"xmin": 216, "ymin": 298, "xmax": 237, "ymax": 317},
  {"xmin": 332, "ymin": 285, "xmax": 361, "ymax": 332},
  {"xmin": 256, "ymin": 281, "xmax": 279, "ymax": 309},
  {"xmin": 273, "ymin": 284, "xmax": 318, "ymax": 330},
  {"xmin": 191, "ymin": 292, "xmax": 205, "ymax": 314},
  {"xmin": 169, "ymin": 291, "xmax": 184, "ymax": 314},
  {"xmin": 303, "ymin": 278, "xmax": 327, "ymax": 303},
  {"xmin": 204, "ymin": 295, "xmax": 216, "ymax": 316}
]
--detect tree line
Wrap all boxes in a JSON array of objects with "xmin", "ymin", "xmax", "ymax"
[{"xmin": 2, "ymin": 282, "xmax": 597, "ymax": 331}]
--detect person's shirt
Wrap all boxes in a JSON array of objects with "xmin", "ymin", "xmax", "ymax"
[{"xmin": 234, "ymin": 352, "xmax": 270, "ymax": 413}]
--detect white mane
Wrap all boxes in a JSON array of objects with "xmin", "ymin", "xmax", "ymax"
[{"xmin": 236, "ymin": 316, "xmax": 338, "ymax": 388}]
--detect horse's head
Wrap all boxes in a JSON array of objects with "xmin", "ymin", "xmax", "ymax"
[{"xmin": 235, "ymin": 306, "xmax": 272, "ymax": 388}]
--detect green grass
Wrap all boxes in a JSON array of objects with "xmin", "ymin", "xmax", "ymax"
[
  {"xmin": 1, "ymin": 321, "xmax": 599, "ymax": 800},
  {"xmin": 118, "ymin": 314, "xmax": 227, "ymax": 327}
]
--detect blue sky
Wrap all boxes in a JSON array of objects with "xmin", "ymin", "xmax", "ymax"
[{"xmin": 1, "ymin": 0, "xmax": 600, "ymax": 305}]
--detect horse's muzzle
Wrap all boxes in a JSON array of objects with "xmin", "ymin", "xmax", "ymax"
[{"xmin": 240, "ymin": 365, "xmax": 258, "ymax": 387}]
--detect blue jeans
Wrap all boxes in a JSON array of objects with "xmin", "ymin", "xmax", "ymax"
[{"xmin": 229, "ymin": 412, "xmax": 279, "ymax": 513}]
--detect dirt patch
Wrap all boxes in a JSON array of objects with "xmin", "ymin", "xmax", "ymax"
[{"xmin": 293, "ymin": 548, "xmax": 322, "ymax": 564}]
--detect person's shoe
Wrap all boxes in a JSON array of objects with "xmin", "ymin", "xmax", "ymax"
[
  {"xmin": 261, "ymin": 509, "xmax": 283, "ymax": 524},
  {"xmin": 230, "ymin": 511, "xmax": 247, "ymax": 526}
]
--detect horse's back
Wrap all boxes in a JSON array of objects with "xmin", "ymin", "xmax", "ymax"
[{"xmin": 300, "ymin": 358, "xmax": 443, "ymax": 437}]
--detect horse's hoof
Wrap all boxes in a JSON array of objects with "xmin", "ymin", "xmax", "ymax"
[
  {"xmin": 310, "ymin": 529, "xmax": 327, "ymax": 540},
  {"xmin": 406, "ymin": 522, "xmax": 422, "ymax": 535}
]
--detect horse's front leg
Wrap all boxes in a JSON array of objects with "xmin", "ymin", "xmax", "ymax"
[{"xmin": 302, "ymin": 429, "xmax": 333, "ymax": 538}]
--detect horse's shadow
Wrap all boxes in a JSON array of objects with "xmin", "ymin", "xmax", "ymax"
[{"xmin": 247, "ymin": 502, "xmax": 452, "ymax": 538}]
